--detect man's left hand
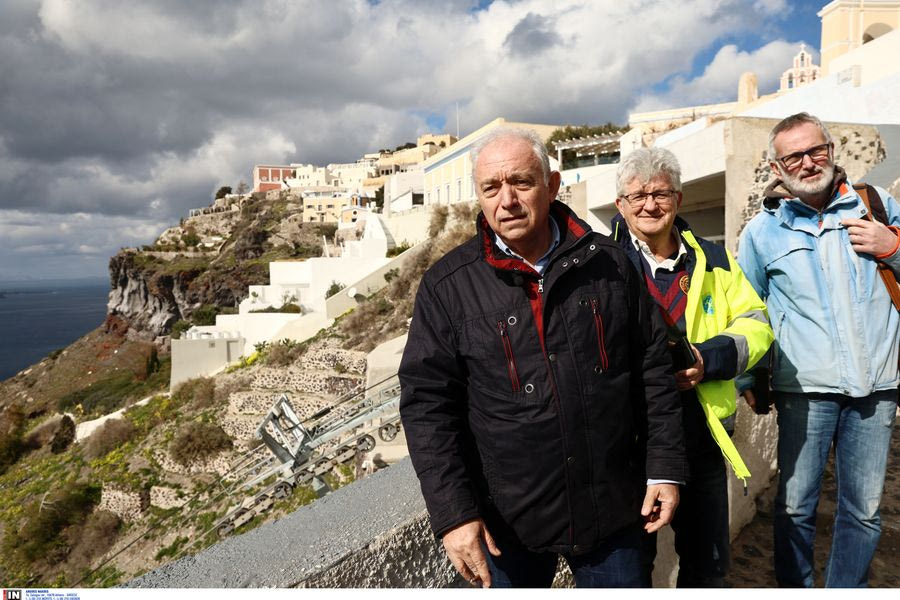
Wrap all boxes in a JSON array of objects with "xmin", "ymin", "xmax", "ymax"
[
  {"xmin": 641, "ymin": 483, "xmax": 679, "ymax": 533},
  {"xmin": 675, "ymin": 345, "xmax": 704, "ymax": 390},
  {"xmin": 841, "ymin": 218, "xmax": 899, "ymax": 257}
]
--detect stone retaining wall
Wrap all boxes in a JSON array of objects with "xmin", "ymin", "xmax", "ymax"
[{"xmin": 99, "ymin": 486, "xmax": 149, "ymax": 523}]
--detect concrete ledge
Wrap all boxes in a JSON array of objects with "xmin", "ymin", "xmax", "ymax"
[{"xmin": 126, "ymin": 458, "xmax": 463, "ymax": 588}]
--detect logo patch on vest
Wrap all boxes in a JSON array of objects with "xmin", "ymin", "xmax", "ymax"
[
  {"xmin": 702, "ymin": 294, "xmax": 714, "ymax": 315},
  {"xmin": 679, "ymin": 274, "xmax": 690, "ymax": 295}
]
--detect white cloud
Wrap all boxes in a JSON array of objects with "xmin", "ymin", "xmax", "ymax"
[
  {"xmin": 631, "ymin": 40, "xmax": 810, "ymax": 113},
  {"xmin": 0, "ymin": 0, "xmax": 820, "ymax": 278}
]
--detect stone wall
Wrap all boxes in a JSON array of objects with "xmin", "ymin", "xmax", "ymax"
[{"xmin": 99, "ymin": 486, "xmax": 149, "ymax": 522}]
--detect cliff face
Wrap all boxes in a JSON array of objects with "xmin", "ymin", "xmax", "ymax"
[
  {"xmin": 107, "ymin": 253, "xmax": 200, "ymax": 339},
  {"xmin": 107, "ymin": 252, "xmax": 268, "ymax": 339},
  {"xmin": 105, "ymin": 194, "xmax": 329, "ymax": 340}
]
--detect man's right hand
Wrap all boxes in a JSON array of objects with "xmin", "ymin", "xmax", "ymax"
[
  {"xmin": 742, "ymin": 389, "xmax": 758, "ymax": 412},
  {"xmin": 442, "ymin": 518, "xmax": 501, "ymax": 588}
]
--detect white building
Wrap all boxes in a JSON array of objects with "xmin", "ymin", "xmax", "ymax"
[{"xmin": 170, "ymin": 213, "xmax": 398, "ymax": 388}]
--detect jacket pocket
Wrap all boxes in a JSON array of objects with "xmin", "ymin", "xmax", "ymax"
[
  {"xmin": 497, "ymin": 320, "xmax": 521, "ymax": 392},
  {"xmin": 589, "ymin": 298, "xmax": 610, "ymax": 373}
]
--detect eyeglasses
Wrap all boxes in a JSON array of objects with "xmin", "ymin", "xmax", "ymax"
[
  {"xmin": 775, "ymin": 143, "xmax": 832, "ymax": 170},
  {"xmin": 621, "ymin": 189, "xmax": 678, "ymax": 208}
]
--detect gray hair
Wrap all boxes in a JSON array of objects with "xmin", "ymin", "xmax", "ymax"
[
  {"xmin": 615, "ymin": 147, "xmax": 682, "ymax": 196},
  {"xmin": 767, "ymin": 112, "xmax": 833, "ymax": 160},
  {"xmin": 470, "ymin": 126, "xmax": 551, "ymax": 184}
]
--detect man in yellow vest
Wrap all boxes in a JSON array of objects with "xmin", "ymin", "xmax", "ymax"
[{"xmin": 612, "ymin": 147, "xmax": 773, "ymax": 586}]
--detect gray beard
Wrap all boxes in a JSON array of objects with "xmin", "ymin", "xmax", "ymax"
[{"xmin": 781, "ymin": 163, "xmax": 835, "ymax": 197}]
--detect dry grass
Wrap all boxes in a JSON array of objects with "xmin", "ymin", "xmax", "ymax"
[
  {"xmin": 171, "ymin": 377, "xmax": 216, "ymax": 410},
  {"xmin": 213, "ymin": 374, "xmax": 251, "ymax": 405},
  {"xmin": 169, "ymin": 421, "xmax": 233, "ymax": 466},
  {"xmin": 63, "ymin": 509, "xmax": 121, "ymax": 579},
  {"xmin": 82, "ymin": 418, "xmax": 136, "ymax": 460},
  {"xmin": 340, "ymin": 203, "xmax": 478, "ymax": 351}
]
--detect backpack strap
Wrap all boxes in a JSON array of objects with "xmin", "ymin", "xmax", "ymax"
[
  {"xmin": 854, "ymin": 183, "xmax": 900, "ymax": 313},
  {"xmin": 854, "ymin": 183, "xmax": 889, "ymax": 225}
]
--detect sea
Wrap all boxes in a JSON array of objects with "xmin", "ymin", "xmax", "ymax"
[{"xmin": 0, "ymin": 278, "xmax": 110, "ymax": 382}]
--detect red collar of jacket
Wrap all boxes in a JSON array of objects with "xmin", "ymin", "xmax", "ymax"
[{"xmin": 477, "ymin": 201, "xmax": 589, "ymax": 274}]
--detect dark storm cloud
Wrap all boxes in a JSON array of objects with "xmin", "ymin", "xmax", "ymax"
[
  {"xmin": 0, "ymin": 0, "xmax": 805, "ymax": 279},
  {"xmin": 503, "ymin": 12, "xmax": 562, "ymax": 57}
]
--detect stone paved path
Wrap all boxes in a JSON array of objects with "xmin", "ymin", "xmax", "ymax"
[{"xmin": 726, "ymin": 419, "xmax": 899, "ymax": 587}]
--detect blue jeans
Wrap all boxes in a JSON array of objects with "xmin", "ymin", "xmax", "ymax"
[
  {"xmin": 485, "ymin": 524, "xmax": 643, "ymax": 587},
  {"xmin": 774, "ymin": 390, "xmax": 897, "ymax": 587}
]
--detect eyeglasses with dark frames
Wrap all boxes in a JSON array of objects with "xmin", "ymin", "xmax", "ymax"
[
  {"xmin": 776, "ymin": 142, "xmax": 832, "ymax": 170},
  {"xmin": 621, "ymin": 189, "xmax": 678, "ymax": 208}
]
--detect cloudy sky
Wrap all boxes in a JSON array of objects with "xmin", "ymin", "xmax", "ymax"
[{"xmin": 0, "ymin": 0, "xmax": 823, "ymax": 280}]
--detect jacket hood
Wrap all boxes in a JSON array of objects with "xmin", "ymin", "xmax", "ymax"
[{"xmin": 762, "ymin": 165, "xmax": 848, "ymax": 210}]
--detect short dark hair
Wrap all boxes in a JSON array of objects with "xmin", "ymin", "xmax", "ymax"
[{"xmin": 768, "ymin": 112, "xmax": 833, "ymax": 160}]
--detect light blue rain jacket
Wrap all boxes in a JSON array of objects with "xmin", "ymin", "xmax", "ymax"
[{"xmin": 737, "ymin": 179, "xmax": 900, "ymax": 397}]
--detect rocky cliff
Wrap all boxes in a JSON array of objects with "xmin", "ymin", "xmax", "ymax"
[
  {"xmin": 106, "ymin": 193, "xmax": 324, "ymax": 340},
  {"xmin": 107, "ymin": 251, "xmax": 269, "ymax": 340}
]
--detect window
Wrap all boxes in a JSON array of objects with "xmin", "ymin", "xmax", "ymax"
[
  {"xmin": 446, "ymin": 184, "xmax": 450, "ymax": 203},
  {"xmin": 456, "ymin": 179, "xmax": 461, "ymax": 202},
  {"xmin": 436, "ymin": 187, "xmax": 441, "ymax": 203}
]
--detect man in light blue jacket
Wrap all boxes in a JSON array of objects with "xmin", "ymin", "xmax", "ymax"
[{"xmin": 738, "ymin": 112, "xmax": 899, "ymax": 587}]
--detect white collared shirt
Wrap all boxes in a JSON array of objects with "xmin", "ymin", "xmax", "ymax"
[{"xmin": 628, "ymin": 228, "xmax": 687, "ymax": 277}]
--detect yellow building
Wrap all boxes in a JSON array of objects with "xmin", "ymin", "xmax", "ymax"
[
  {"xmin": 819, "ymin": 0, "xmax": 900, "ymax": 74},
  {"xmin": 301, "ymin": 189, "xmax": 366, "ymax": 224},
  {"xmin": 421, "ymin": 118, "xmax": 560, "ymax": 206}
]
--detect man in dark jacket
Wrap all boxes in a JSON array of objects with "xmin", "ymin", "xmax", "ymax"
[{"xmin": 398, "ymin": 128, "xmax": 687, "ymax": 588}]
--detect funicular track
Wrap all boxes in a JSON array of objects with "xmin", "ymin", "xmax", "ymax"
[{"xmin": 206, "ymin": 373, "xmax": 404, "ymax": 538}]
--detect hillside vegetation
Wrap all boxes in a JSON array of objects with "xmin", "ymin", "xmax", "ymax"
[{"xmin": 0, "ymin": 196, "xmax": 481, "ymax": 587}]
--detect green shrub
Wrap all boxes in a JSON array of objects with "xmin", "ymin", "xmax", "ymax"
[
  {"xmin": 0, "ymin": 434, "xmax": 26, "ymax": 475},
  {"xmin": 143, "ymin": 347, "xmax": 161, "ymax": 380},
  {"xmin": 82, "ymin": 418, "xmax": 136, "ymax": 460},
  {"xmin": 170, "ymin": 319, "xmax": 192, "ymax": 339},
  {"xmin": 249, "ymin": 303, "xmax": 302, "ymax": 314},
  {"xmin": 316, "ymin": 223, "xmax": 338, "ymax": 240},
  {"xmin": 190, "ymin": 305, "xmax": 219, "ymax": 326},
  {"xmin": 181, "ymin": 230, "xmax": 201, "ymax": 247},
  {"xmin": 3, "ymin": 482, "xmax": 100, "ymax": 563},
  {"xmin": 0, "ymin": 404, "xmax": 28, "ymax": 473},
  {"xmin": 154, "ymin": 535, "xmax": 189, "ymax": 561},
  {"xmin": 325, "ymin": 281, "xmax": 343, "ymax": 299},
  {"xmin": 169, "ymin": 422, "xmax": 233, "ymax": 466},
  {"xmin": 264, "ymin": 339, "xmax": 306, "ymax": 367},
  {"xmin": 386, "ymin": 242, "xmax": 411, "ymax": 257},
  {"xmin": 50, "ymin": 416, "xmax": 76, "ymax": 454}
]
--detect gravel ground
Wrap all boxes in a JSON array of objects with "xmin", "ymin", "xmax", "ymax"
[{"xmin": 726, "ymin": 419, "xmax": 899, "ymax": 588}]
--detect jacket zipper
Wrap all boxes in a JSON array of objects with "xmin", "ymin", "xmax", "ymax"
[
  {"xmin": 497, "ymin": 320, "xmax": 521, "ymax": 392},
  {"xmin": 589, "ymin": 298, "xmax": 610, "ymax": 372}
]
